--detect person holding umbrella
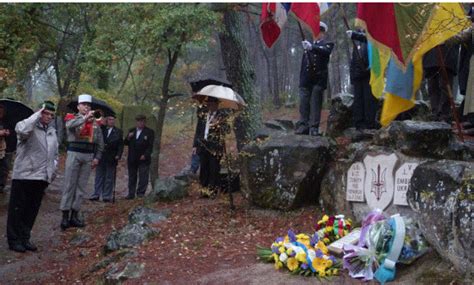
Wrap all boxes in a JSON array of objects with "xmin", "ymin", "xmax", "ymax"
[
  {"xmin": 60, "ymin": 94, "xmax": 104, "ymax": 230},
  {"xmin": 0, "ymin": 103, "xmax": 16, "ymax": 194},
  {"xmin": 6, "ymin": 101, "xmax": 58, "ymax": 252},
  {"xmin": 193, "ymin": 97, "xmax": 229, "ymax": 197}
]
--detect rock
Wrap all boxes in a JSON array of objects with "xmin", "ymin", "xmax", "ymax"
[
  {"xmin": 408, "ymin": 160, "xmax": 473, "ymax": 275},
  {"xmin": 88, "ymin": 249, "xmax": 136, "ymax": 274},
  {"xmin": 374, "ymin": 120, "xmax": 472, "ymax": 160},
  {"xmin": 326, "ymin": 93, "xmax": 354, "ymax": 137},
  {"xmin": 240, "ymin": 133, "xmax": 333, "ymax": 210},
  {"xmin": 69, "ymin": 233, "xmax": 91, "ymax": 246},
  {"xmin": 263, "ymin": 119, "xmax": 294, "ymax": 131},
  {"xmin": 128, "ymin": 206, "xmax": 170, "ymax": 225},
  {"xmin": 342, "ymin": 128, "xmax": 376, "ymax": 143},
  {"xmin": 395, "ymin": 100, "xmax": 431, "ymax": 121},
  {"xmin": 104, "ymin": 262, "xmax": 145, "ymax": 284},
  {"xmin": 146, "ymin": 176, "xmax": 189, "ymax": 203},
  {"xmin": 104, "ymin": 224, "xmax": 158, "ymax": 253}
]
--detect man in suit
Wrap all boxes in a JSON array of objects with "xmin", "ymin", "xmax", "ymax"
[
  {"xmin": 91, "ymin": 115, "xmax": 123, "ymax": 202},
  {"xmin": 295, "ymin": 22, "xmax": 334, "ymax": 136},
  {"xmin": 125, "ymin": 114, "xmax": 154, "ymax": 199},
  {"xmin": 193, "ymin": 99, "xmax": 228, "ymax": 196}
]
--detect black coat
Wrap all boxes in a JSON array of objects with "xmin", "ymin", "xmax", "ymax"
[
  {"xmin": 124, "ymin": 126, "xmax": 154, "ymax": 165},
  {"xmin": 423, "ymin": 43, "xmax": 460, "ymax": 75},
  {"xmin": 0, "ymin": 119, "xmax": 16, "ymax": 153},
  {"xmin": 101, "ymin": 126, "xmax": 124, "ymax": 164},
  {"xmin": 299, "ymin": 38, "xmax": 334, "ymax": 89},
  {"xmin": 350, "ymin": 31, "xmax": 370, "ymax": 82},
  {"xmin": 458, "ymin": 31, "xmax": 473, "ymax": 95},
  {"xmin": 193, "ymin": 108, "xmax": 228, "ymax": 156}
]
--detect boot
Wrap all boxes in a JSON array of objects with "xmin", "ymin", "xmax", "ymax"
[
  {"xmin": 60, "ymin": 210, "xmax": 70, "ymax": 231},
  {"xmin": 69, "ymin": 210, "xmax": 85, "ymax": 228}
]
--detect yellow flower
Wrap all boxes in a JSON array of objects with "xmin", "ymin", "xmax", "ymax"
[
  {"xmin": 279, "ymin": 247, "xmax": 285, "ymax": 254},
  {"xmin": 324, "ymin": 258, "xmax": 333, "ymax": 268},
  {"xmin": 319, "ymin": 270, "xmax": 326, "ymax": 277},
  {"xmin": 322, "ymin": 215, "xmax": 329, "ymax": 222},
  {"xmin": 295, "ymin": 252, "xmax": 307, "ymax": 263},
  {"xmin": 273, "ymin": 253, "xmax": 279, "ymax": 263},
  {"xmin": 298, "ymin": 239, "xmax": 311, "ymax": 249},
  {"xmin": 287, "ymin": 257, "xmax": 299, "ymax": 272},
  {"xmin": 296, "ymin": 233, "xmax": 309, "ymax": 240},
  {"xmin": 312, "ymin": 257, "xmax": 328, "ymax": 274},
  {"xmin": 283, "ymin": 236, "xmax": 290, "ymax": 243},
  {"xmin": 274, "ymin": 261, "xmax": 283, "ymax": 270},
  {"xmin": 286, "ymin": 248, "xmax": 294, "ymax": 256},
  {"xmin": 323, "ymin": 237, "xmax": 330, "ymax": 244},
  {"xmin": 325, "ymin": 226, "xmax": 333, "ymax": 233},
  {"xmin": 316, "ymin": 241, "xmax": 329, "ymax": 255},
  {"xmin": 332, "ymin": 268, "xmax": 339, "ymax": 275}
]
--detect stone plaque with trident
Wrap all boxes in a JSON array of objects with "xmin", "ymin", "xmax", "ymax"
[{"xmin": 363, "ymin": 153, "xmax": 398, "ymax": 210}]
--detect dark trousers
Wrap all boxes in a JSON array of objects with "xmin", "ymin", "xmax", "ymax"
[
  {"xmin": 298, "ymin": 85, "xmax": 324, "ymax": 129},
  {"xmin": 190, "ymin": 153, "xmax": 200, "ymax": 174},
  {"xmin": 7, "ymin": 179, "xmax": 48, "ymax": 246},
  {"xmin": 0, "ymin": 153, "xmax": 13, "ymax": 190},
  {"xmin": 127, "ymin": 162, "xmax": 150, "ymax": 197},
  {"xmin": 426, "ymin": 70, "xmax": 454, "ymax": 122},
  {"xmin": 353, "ymin": 78, "xmax": 378, "ymax": 129},
  {"xmin": 198, "ymin": 147, "xmax": 221, "ymax": 191},
  {"xmin": 93, "ymin": 160, "xmax": 116, "ymax": 200}
]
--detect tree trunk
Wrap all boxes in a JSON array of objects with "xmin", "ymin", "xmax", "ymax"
[
  {"xmin": 218, "ymin": 9, "xmax": 262, "ymax": 150},
  {"xmin": 150, "ymin": 49, "xmax": 180, "ymax": 183}
]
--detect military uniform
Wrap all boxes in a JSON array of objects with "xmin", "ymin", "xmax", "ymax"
[{"xmin": 60, "ymin": 112, "xmax": 104, "ymax": 214}]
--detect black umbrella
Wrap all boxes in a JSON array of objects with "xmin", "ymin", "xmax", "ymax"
[
  {"xmin": 190, "ymin": 77, "xmax": 232, "ymax": 93},
  {"xmin": 67, "ymin": 97, "xmax": 115, "ymax": 117},
  {"xmin": 0, "ymin": 98, "xmax": 34, "ymax": 127}
]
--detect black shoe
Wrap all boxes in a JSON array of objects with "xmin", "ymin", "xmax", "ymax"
[
  {"xmin": 89, "ymin": 197, "xmax": 99, "ymax": 201},
  {"xmin": 295, "ymin": 126, "xmax": 309, "ymax": 135},
  {"xmin": 60, "ymin": 210, "xmax": 70, "ymax": 231},
  {"xmin": 309, "ymin": 128, "xmax": 320, "ymax": 136},
  {"xmin": 23, "ymin": 241, "xmax": 38, "ymax": 251},
  {"xmin": 9, "ymin": 244, "xmax": 26, "ymax": 253},
  {"xmin": 125, "ymin": 195, "xmax": 135, "ymax": 200},
  {"xmin": 69, "ymin": 210, "xmax": 85, "ymax": 228}
]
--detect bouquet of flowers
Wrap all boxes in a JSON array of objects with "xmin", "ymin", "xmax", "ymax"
[
  {"xmin": 342, "ymin": 210, "xmax": 429, "ymax": 283},
  {"xmin": 315, "ymin": 214, "xmax": 353, "ymax": 244},
  {"xmin": 257, "ymin": 230, "xmax": 341, "ymax": 278}
]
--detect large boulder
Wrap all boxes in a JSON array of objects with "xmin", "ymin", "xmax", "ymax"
[
  {"xmin": 408, "ymin": 160, "xmax": 473, "ymax": 275},
  {"xmin": 326, "ymin": 93, "xmax": 354, "ymax": 137},
  {"xmin": 146, "ymin": 176, "xmax": 189, "ymax": 203},
  {"xmin": 240, "ymin": 133, "xmax": 333, "ymax": 210},
  {"xmin": 104, "ymin": 223, "xmax": 158, "ymax": 253},
  {"xmin": 128, "ymin": 206, "xmax": 170, "ymax": 225},
  {"xmin": 374, "ymin": 120, "xmax": 472, "ymax": 160}
]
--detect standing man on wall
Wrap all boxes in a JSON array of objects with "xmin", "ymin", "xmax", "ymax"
[
  {"xmin": 90, "ymin": 114, "xmax": 123, "ymax": 202},
  {"xmin": 346, "ymin": 28, "xmax": 379, "ymax": 130},
  {"xmin": 6, "ymin": 101, "xmax": 58, "ymax": 252},
  {"xmin": 125, "ymin": 114, "xmax": 154, "ymax": 199},
  {"xmin": 295, "ymin": 22, "xmax": 335, "ymax": 136},
  {"xmin": 60, "ymin": 94, "xmax": 104, "ymax": 230}
]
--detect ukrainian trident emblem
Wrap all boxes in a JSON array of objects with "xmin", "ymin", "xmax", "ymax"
[
  {"xmin": 371, "ymin": 164, "xmax": 387, "ymax": 201},
  {"xmin": 363, "ymin": 154, "xmax": 397, "ymax": 210}
]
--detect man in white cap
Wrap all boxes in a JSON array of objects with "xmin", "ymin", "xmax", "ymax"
[
  {"xmin": 296, "ymin": 21, "xmax": 334, "ymax": 136},
  {"xmin": 60, "ymin": 94, "xmax": 104, "ymax": 230}
]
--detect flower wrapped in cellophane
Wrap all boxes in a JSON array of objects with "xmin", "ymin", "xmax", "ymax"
[
  {"xmin": 257, "ymin": 229, "xmax": 341, "ymax": 278},
  {"xmin": 315, "ymin": 214, "xmax": 353, "ymax": 244}
]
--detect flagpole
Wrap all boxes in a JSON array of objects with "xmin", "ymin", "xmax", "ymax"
[
  {"xmin": 435, "ymin": 46, "xmax": 464, "ymax": 142},
  {"xmin": 338, "ymin": 4, "xmax": 364, "ymax": 64},
  {"xmin": 297, "ymin": 22, "xmax": 316, "ymax": 70}
]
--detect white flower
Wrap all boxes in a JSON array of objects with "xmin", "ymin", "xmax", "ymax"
[{"xmin": 279, "ymin": 252, "xmax": 288, "ymax": 263}]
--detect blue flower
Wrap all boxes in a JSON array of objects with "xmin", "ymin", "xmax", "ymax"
[
  {"xmin": 329, "ymin": 255, "xmax": 337, "ymax": 264},
  {"xmin": 288, "ymin": 230, "xmax": 296, "ymax": 243},
  {"xmin": 310, "ymin": 232, "xmax": 319, "ymax": 246},
  {"xmin": 301, "ymin": 263, "xmax": 309, "ymax": 270},
  {"xmin": 271, "ymin": 245, "xmax": 279, "ymax": 254},
  {"xmin": 275, "ymin": 237, "xmax": 284, "ymax": 243},
  {"xmin": 315, "ymin": 249, "xmax": 323, "ymax": 258}
]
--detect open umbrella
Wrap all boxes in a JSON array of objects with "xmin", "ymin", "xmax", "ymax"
[
  {"xmin": 0, "ymin": 98, "xmax": 34, "ymax": 126},
  {"xmin": 67, "ymin": 97, "xmax": 115, "ymax": 117},
  {"xmin": 190, "ymin": 77, "xmax": 232, "ymax": 93},
  {"xmin": 193, "ymin": 85, "xmax": 247, "ymax": 111}
]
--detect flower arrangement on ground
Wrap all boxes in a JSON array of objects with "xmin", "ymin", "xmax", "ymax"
[
  {"xmin": 315, "ymin": 214, "xmax": 352, "ymax": 244},
  {"xmin": 257, "ymin": 229, "xmax": 341, "ymax": 278}
]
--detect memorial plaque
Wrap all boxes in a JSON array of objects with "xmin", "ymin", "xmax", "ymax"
[
  {"xmin": 394, "ymin": 162, "xmax": 419, "ymax": 206},
  {"xmin": 363, "ymin": 153, "xmax": 397, "ymax": 210},
  {"xmin": 346, "ymin": 162, "xmax": 365, "ymax": 202}
]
